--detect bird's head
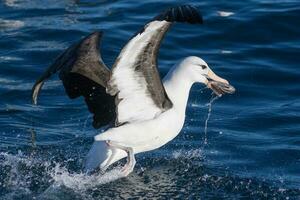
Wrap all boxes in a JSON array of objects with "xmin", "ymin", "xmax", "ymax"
[{"xmin": 182, "ymin": 56, "xmax": 235, "ymax": 96}]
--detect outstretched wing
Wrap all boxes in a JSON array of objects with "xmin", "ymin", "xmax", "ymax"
[
  {"xmin": 31, "ymin": 31, "xmax": 115, "ymax": 128},
  {"xmin": 107, "ymin": 5, "xmax": 203, "ymax": 125}
]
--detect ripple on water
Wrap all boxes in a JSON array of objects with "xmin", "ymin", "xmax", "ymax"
[
  {"xmin": 0, "ymin": 19, "xmax": 24, "ymax": 30},
  {"xmin": 1, "ymin": 150, "xmax": 299, "ymax": 199},
  {"xmin": 0, "ymin": 0, "xmax": 300, "ymax": 199}
]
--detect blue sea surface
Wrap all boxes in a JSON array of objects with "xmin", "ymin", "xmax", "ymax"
[{"xmin": 0, "ymin": 0, "xmax": 300, "ymax": 199}]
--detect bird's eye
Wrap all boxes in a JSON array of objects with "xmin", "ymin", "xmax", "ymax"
[{"xmin": 200, "ymin": 65, "xmax": 207, "ymax": 69}]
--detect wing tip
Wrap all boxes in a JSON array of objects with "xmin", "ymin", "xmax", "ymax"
[
  {"xmin": 86, "ymin": 30, "xmax": 103, "ymax": 40},
  {"xmin": 31, "ymin": 81, "xmax": 44, "ymax": 105},
  {"xmin": 79, "ymin": 30, "xmax": 104, "ymax": 49},
  {"xmin": 155, "ymin": 5, "xmax": 203, "ymax": 24}
]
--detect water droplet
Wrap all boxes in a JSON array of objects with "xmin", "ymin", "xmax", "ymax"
[{"xmin": 204, "ymin": 94, "xmax": 220, "ymax": 145}]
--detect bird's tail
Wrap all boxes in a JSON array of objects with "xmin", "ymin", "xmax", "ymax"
[
  {"xmin": 83, "ymin": 141, "xmax": 112, "ymax": 173},
  {"xmin": 83, "ymin": 141, "xmax": 126, "ymax": 173}
]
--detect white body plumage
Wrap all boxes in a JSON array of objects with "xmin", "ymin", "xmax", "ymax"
[{"xmin": 85, "ymin": 57, "xmax": 206, "ymax": 172}]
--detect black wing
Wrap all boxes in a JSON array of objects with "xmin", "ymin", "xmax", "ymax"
[
  {"xmin": 108, "ymin": 5, "xmax": 203, "ymax": 125},
  {"xmin": 31, "ymin": 31, "xmax": 115, "ymax": 128},
  {"xmin": 32, "ymin": 5, "xmax": 203, "ymax": 128}
]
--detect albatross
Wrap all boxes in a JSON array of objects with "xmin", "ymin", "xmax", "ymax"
[{"xmin": 32, "ymin": 5, "xmax": 235, "ymax": 176}]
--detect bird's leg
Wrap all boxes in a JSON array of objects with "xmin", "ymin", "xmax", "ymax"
[{"xmin": 106, "ymin": 141, "xmax": 136, "ymax": 176}]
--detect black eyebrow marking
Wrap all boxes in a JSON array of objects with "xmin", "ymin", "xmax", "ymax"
[{"xmin": 200, "ymin": 64, "xmax": 207, "ymax": 69}]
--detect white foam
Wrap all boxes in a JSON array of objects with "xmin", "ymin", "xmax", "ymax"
[
  {"xmin": 50, "ymin": 163, "xmax": 124, "ymax": 191},
  {"xmin": 0, "ymin": 151, "xmax": 125, "ymax": 196},
  {"xmin": 0, "ymin": 82, "xmax": 34, "ymax": 90},
  {"xmin": 190, "ymin": 102, "xmax": 206, "ymax": 108},
  {"xmin": 3, "ymin": 0, "xmax": 19, "ymax": 7},
  {"xmin": 221, "ymin": 50, "xmax": 233, "ymax": 54},
  {"xmin": 0, "ymin": 78, "xmax": 21, "ymax": 84},
  {"xmin": 217, "ymin": 11, "xmax": 235, "ymax": 17},
  {"xmin": 0, "ymin": 56, "xmax": 23, "ymax": 61},
  {"xmin": 0, "ymin": 18, "xmax": 24, "ymax": 29}
]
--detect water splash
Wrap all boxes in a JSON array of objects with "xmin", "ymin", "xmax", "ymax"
[
  {"xmin": 203, "ymin": 94, "xmax": 220, "ymax": 145},
  {"xmin": 172, "ymin": 149, "xmax": 203, "ymax": 159},
  {"xmin": 0, "ymin": 151, "xmax": 125, "ymax": 198},
  {"xmin": 49, "ymin": 164, "xmax": 124, "ymax": 191}
]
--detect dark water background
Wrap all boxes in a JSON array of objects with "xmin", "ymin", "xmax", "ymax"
[{"xmin": 0, "ymin": 0, "xmax": 300, "ymax": 199}]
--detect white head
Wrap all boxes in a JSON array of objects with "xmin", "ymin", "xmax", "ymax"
[{"xmin": 179, "ymin": 56, "xmax": 235, "ymax": 96}]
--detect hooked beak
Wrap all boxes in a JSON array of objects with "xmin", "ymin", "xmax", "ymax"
[{"xmin": 205, "ymin": 69, "xmax": 235, "ymax": 96}]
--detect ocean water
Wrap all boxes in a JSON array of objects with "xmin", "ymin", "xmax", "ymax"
[{"xmin": 0, "ymin": 0, "xmax": 299, "ymax": 199}]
